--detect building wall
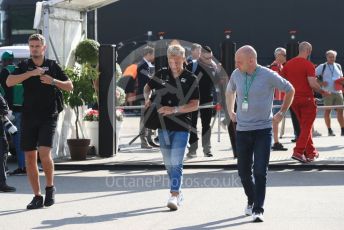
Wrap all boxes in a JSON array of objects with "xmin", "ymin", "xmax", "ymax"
[{"xmin": 97, "ymin": 0, "xmax": 344, "ymax": 66}]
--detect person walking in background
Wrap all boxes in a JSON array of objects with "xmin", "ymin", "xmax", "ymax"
[
  {"xmin": 137, "ymin": 46, "xmax": 159, "ymax": 148},
  {"xmin": 0, "ymin": 51, "xmax": 26, "ymax": 175},
  {"xmin": 282, "ymin": 41, "xmax": 330, "ymax": 163},
  {"xmin": 270, "ymin": 47, "xmax": 288, "ymax": 151},
  {"xmin": 186, "ymin": 43, "xmax": 202, "ymax": 64},
  {"xmin": 118, "ymin": 63, "xmax": 138, "ymax": 108},
  {"xmin": 315, "ymin": 50, "xmax": 344, "ymax": 136},
  {"xmin": 186, "ymin": 46, "xmax": 219, "ymax": 158}
]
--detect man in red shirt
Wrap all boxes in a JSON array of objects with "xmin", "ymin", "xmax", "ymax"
[{"xmin": 282, "ymin": 42, "xmax": 330, "ymax": 163}]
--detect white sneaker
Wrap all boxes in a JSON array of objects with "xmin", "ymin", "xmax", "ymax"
[
  {"xmin": 177, "ymin": 192, "xmax": 184, "ymax": 206},
  {"xmin": 245, "ymin": 204, "xmax": 253, "ymax": 216},
  {"xmin": 167, "ymin": 192, "xmax": 184, "ymax": 210},
  {"xmin": 167, "ymin": 196, "xmax": 178, "ymax": 210},
  {"xmin": 252, "ymin": 212, "xmax": 264, "ymax": 222}
]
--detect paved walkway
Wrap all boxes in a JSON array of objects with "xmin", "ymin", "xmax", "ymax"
[
  {"xmin": 1, "ymin": 169, "xmax": 344, "ymax": 229},
  {"xmin": 3, "ymin": 114, "xmax": 344, "ymax": 229}
]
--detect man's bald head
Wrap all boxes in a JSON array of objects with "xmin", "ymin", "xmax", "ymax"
[
  {"xmin": 236, "ymin": 45, "xmax": 257, "ymax": 60},
  {"xmin": 235, "ymin": 45, "xmax": 258, "ymax": 73}
]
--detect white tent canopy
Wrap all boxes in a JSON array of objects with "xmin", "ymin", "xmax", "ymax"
[
  {"xmin": 33, "ymin": 0, "xmax": 119, "ymax": 159},
  {"xmin": 34, "ymin": 0, "xmax": 119, "ymax": 67},
  {"xmin": 42, "ymin": 0, "xmax": 119, "ymax": 11}
]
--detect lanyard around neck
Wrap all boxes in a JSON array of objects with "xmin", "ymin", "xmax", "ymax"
[
  {"xmin": 328, "ymin": 64, "xmax": 335, "ymax": 77},
  {"xmin": 244, "ymin": 68, "xmax": 257, "ymax": 101}
]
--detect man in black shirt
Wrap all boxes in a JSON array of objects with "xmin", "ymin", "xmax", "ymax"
[
  {"xmin": 186, "ymin": 46, "xmax": 219, "ymax": 158},
  {"xmin": 7, "ymin": 34, "xmax": 73, "ymax": 209}
]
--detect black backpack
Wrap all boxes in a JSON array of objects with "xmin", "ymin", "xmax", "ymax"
[
  {"xmin": 317, "ymin": 62, "xmax": 342, "ymax": 81},
  {"xmin": 143, "ymin": 104, "xmax": 161, "ymax": 130}
]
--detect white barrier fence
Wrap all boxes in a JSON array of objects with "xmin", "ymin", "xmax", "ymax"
[
  {"xmin": 116, "ymin": 104, "xmax": 344, "ymax": 143},
  {"xmin": 52, "ymin": 103, "xmax": 344, "ymax": 159}
]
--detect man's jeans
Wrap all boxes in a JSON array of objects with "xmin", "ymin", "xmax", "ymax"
[
  {"xmin": 13, "ymin": 112, "xmax": 25, "ymax": 168},
  {"xmin": 158, "ymin": 129, "xmax": 189, "ymax": 193},
  {"xmin": 236, "ymin": 128, "xmax": 272, "ymax": 214},
  {"xmin": 0, "ymin": 122, "xmax": 9, "ymax": 186}
]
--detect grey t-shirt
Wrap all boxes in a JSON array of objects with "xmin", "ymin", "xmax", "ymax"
[{"xmin": 227, "ymin": 65, "xmax": 293, "ymax": 131}]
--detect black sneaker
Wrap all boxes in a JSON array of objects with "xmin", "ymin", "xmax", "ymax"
[
  {"xmin": 148, "ymin": 140, "xmax": 160, "ymax": 148},
  {"xmin": 141, "ymin": 143, "xmax": 153, "ymax": 149},
  {"xmin": 204, "ymin": 152, "xmax": 213, "ymax": 157},
  {"xmin": 9, "ymin": 167, "xmax": 26, "ymax": 176},
  {"xmin": 328, "ymin": 128, "xmax": 335, "ymax": 136},
  {"xmin": 271, "ymin": 142, "xmax": 288, "ymax": 151},
  {"xmin": 27, "ymin": 195, "xmax": 44, "ymax": 209},
  {"xmin": 44, "ymin": 186, "xmax": 56, "ymax": 207},
  {"xmin": 0, "ymin": 184, "xmax": 16, "ymax": 192},
  {"xmin": 186, "ymin": 151, "xmax": 197, "ymax": 158}
]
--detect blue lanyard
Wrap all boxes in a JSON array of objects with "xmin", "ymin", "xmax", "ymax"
[{"xmin": 328, "ymin": 64, "xmax": 335, "ymax": 77}]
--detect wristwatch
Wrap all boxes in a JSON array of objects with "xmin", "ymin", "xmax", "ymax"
[
  {"xmin": 51, "ymin": 79, "xmax": 56, "ymax": 86},
  {"xmin": 174, "ymin": 106, "xmax": 179, "ymax": 114}
]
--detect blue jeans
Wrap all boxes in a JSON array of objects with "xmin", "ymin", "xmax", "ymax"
[
  {"xmin": 158, "ymin": 129, "xmax": 189, "ymax": 193},
  {"xmin": 236, "ymin": 128, "xmax": 272, "ymax": 214},
  {"xmin": 13, "ymin": 112, "xmax": 25, "ymax": 168}
]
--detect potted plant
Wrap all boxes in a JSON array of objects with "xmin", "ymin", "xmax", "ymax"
[
  {"xmin": 115, "ymin": 86, "xmax": 126, "ymax": 152},
  {"xmin": 83, "ymin": 109, "xmax": 99, "ymax": 154},
  {"xmin": 65, "ymin": 39, "xmax": 99, "ymax": 160}
]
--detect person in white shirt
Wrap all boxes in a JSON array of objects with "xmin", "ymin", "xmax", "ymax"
[{"xmin": 315, "ymin": 50, "xmax": 344, "ymax": 136}]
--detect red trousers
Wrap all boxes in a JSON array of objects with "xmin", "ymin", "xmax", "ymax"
[{"xmin": 291, "ymin": 96, "xmax": 318, "ymax": 157}]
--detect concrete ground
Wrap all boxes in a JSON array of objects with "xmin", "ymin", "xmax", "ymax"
[
  {"xmin": 1, "ymin": 169, "xmax": 344, "ymax": 230},
  {"xmin": 2, "ymin": 112, "xmax": 343, "ymax": 229}
]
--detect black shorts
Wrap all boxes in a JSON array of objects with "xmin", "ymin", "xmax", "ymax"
[{"xmin": 21, "ymin": 116, "xmax": 58, "ymax": 151}]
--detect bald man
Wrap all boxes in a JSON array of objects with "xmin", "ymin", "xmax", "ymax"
[
  {"xmin": 282, "ymin": 42, "xmax": 330, "ymax": 163},
  {"xmin": 226, "ymin": 45, "xmax": 294, "ymax": 222}
]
